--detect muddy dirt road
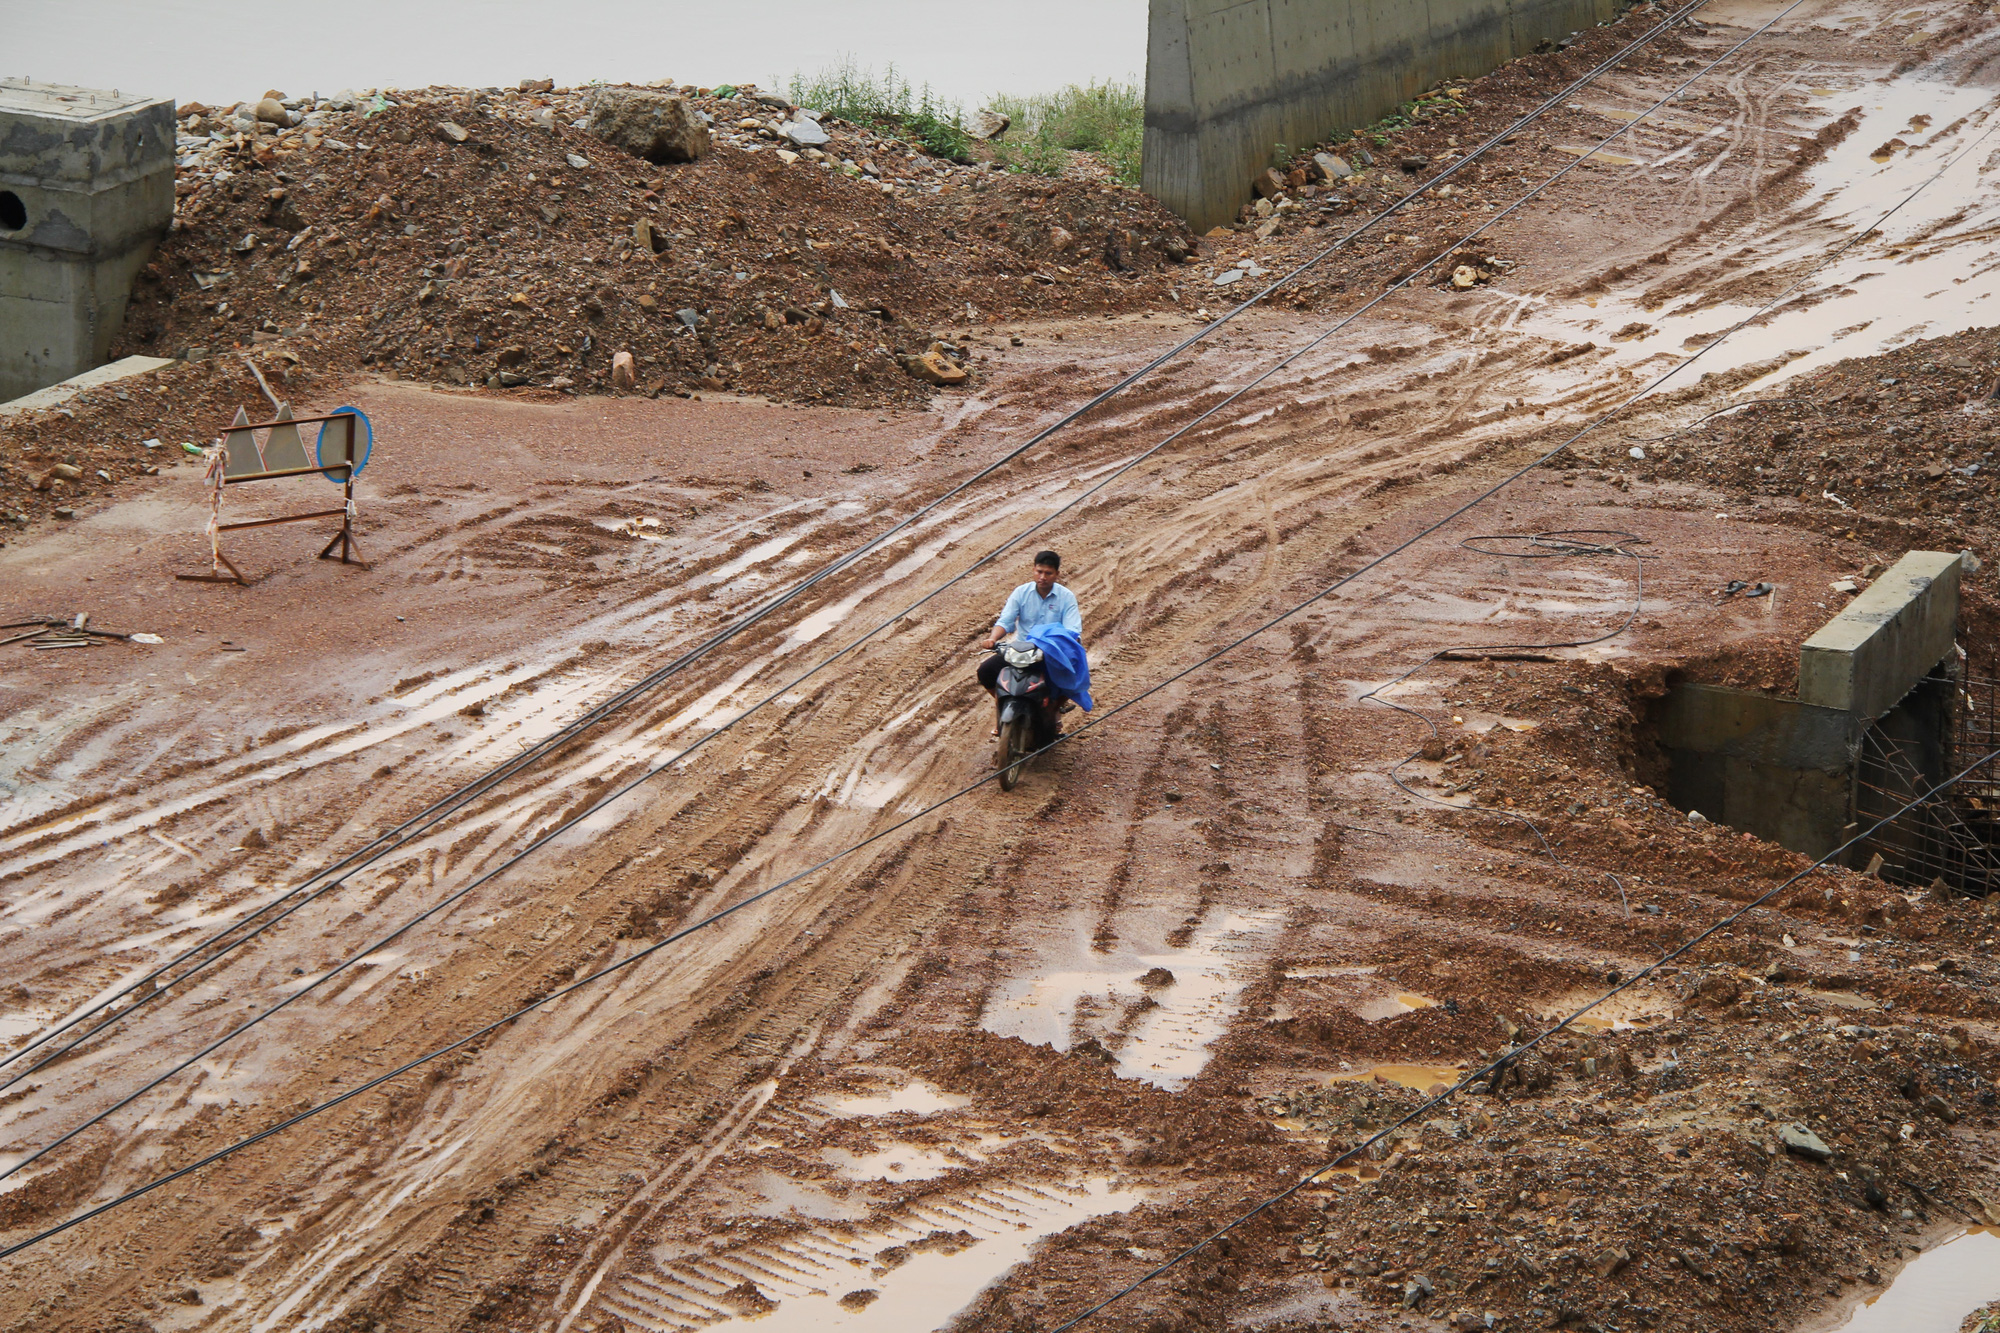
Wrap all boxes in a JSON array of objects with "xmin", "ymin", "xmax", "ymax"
[{"xmin": 6, "ymin": 3, "xmax": 2000, "ymax": 1331}]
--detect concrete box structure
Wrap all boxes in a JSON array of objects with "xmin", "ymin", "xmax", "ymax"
[
  {"xmin": 1657, "ymin": 684, "xmax": 1862, "ymax": 856},
  {"xmin": 1143, "ymin": 0, "xmax": 1623, "ymax": 232},
  {"xmin": 0, "ymin": 79, "xmax": 176, "ymax": 402},
  {"xmin": 1799, "ymin": 550, "xmax": 1962, "ymax": 723},
  {"xmin": 1658, "ymin": 552, "xmax": 1963, "ymax": 862}
]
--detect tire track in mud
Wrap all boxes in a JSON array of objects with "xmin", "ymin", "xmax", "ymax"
[
  {"xmin": 3, "ymin": 39, "xmax": 1936, "ymax": 1304},
  {"xmin": 0, "ymin": 334, "xmax": 1515, "ymax": 1326},
  {"xmin": 224, "ymin": 813, "xmax": 1018, "ymax": 1332}
]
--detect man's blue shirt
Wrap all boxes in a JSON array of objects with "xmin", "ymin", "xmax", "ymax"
[{"xmin": 995, "ymin": 581, "xmax": 1081, "ymax": 636}]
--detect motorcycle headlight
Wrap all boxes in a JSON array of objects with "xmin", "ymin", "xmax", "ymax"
[{"xmin": 1000, "ymin": 643, "xmax": 1045, "ymax": 668}]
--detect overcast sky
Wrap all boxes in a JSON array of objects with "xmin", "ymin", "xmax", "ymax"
[{"xmin": 9, "ymin": 0, "xmax": 1149, "ymax": 109}]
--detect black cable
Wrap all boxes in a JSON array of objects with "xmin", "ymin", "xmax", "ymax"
[
  {"xmin": 0, "ymin": 0, "xmax": 1725, "ymax": 1126},
  {"xmin": 0, "ymin": 48, "xmax": 1857, "ymax": 1224},
  {"xmin": 0, "ymin": 0, "xmax": 1708, "ymax": 1090},
  {"xmin": 1046, "ymin": 750, "xmax": 1998, "ymax": 1332},
  {"xmin": 0, "ymin": 0, "xmax": 1785, "ymax": 1197}
]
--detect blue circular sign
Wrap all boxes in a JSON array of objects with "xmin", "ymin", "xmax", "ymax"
[{"xmin": 315, "ymin": 407, "xmax": 374, "ymax": 483}]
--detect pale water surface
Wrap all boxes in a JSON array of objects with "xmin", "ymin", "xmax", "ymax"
[{"xmin": 8, "ymin": 0, "xmax": 1145, "ymax": 110}]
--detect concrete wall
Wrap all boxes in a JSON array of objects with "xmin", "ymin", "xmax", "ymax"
[
  {"xmin": 0, "ymin": 79, "xmax": 175, "ymax": 402},
  {"xmin": 1658, "ymin": 684, "xmax": 1862, "ymax": 858},
  {"xmin": 1143, "ymin": 0, "xmax": 1624, "ymax": 231}
]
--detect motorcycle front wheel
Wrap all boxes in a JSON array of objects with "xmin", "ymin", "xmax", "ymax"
[{"xmin": 997, "ymin": 717, "xmax": 1029, "ymax": 790}]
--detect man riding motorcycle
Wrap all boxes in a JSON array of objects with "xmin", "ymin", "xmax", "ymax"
[{"xmin": 979, "ymin": 550, "xmax": 1090, "ymax": 736}]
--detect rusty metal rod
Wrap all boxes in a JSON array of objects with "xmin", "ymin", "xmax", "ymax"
[
  {"xmin": 215, "ymin": 509, "xmax": 348, "ymax": 533},
  {"xmin": 223, "ymin": 463, "xmax": 351, "ymax": 485}
]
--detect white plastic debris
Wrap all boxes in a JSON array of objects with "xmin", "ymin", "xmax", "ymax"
[
  {"xmin": 1628, "ymin": 446, "xmax": 1646, "ymax": 460},
  {"xmin": 130, "ymin": 633, "xmax": 164, "ymax": 644}
]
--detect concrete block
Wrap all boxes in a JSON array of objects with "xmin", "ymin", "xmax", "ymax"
[
  {"xmin": 0, "ymin": 78, "xmax": 176, "ymax": 401},
  {"xmin": 1142, "ymin": 0, "xmax": 1620, "ymax": 232},
  {"xmin": 1798, "ymin": 551, "xmax": 1961, "ymax": 723},
  {"xmin": 0, "ymin": 353, "xmax": 174, "ymax": 416},
  {"xmin": 1657, "ymin": 683, "xmax": 1861, "ymax": 857}
]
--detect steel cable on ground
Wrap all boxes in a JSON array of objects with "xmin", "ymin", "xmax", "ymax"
[
  {"xmin": 0, "ymin": 0, "xmax": 1711, "ymax": 1092},
  {"xmin": 1046, "ymin": 750, "xmax": 1999, "ymax": 1333},
  {"xmin": 0, "ymin": 0, "xmax": 1766, "ymax": 1181},
  {"xmin": 1359, "ymin": 530, "xmax": 1655, "ymax": 910},
  {"xmin": 0, "ymin": 11, "xmax": 1885, "ymax": 1244}
]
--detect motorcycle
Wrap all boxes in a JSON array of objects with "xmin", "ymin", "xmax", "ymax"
[{"xmin": 986, "ymin": 639, "xmax": 1062, "ymax": 790}]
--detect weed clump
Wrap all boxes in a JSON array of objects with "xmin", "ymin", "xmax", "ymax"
[
  {"xmin": 988, "ymin": 80, "xmax": 1144, "ymax": 183},
  {"xmin": 788, "ymin": 59, "xmax": 971, "ymax": 161}
]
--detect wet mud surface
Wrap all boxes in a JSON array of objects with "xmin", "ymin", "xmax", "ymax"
[{"xmin": 8, "ymin": 3, "xmax": 2000, "ymax": 1332}]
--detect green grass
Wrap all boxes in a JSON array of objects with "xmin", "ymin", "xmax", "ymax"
[
  {"xmin": 785, "ymin": 63, "xmax": 1145, "ymax": 181},
  {"xmin": 786, "ymin": 59, "xmax": 971, "ymax": 160},
  {"xmin": 987, "ymin": 80, "xmax": 1144, "ymax": 183}
]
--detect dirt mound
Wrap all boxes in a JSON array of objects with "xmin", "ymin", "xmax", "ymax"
[
  {"xmin": 0, "ymin": 355, "xmax": 320, "ymax": 538},
  {"xmin": 1612, "ymin": 326, "xmax": 1999, "ymax": 582},
  {"xmin": 110, "ymin": 84, "xmax": 1196, "ymax": 406}
]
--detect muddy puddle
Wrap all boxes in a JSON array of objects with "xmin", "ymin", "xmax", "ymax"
[
  {"xmin": 1519, "ymin": 70, "xmax": 2000, "ymax": 397},
  {"xmin": 983, "ymin": 908, "xmax": 1285, "ymax": 1089},
  {"xmin": 1542, "ymin": 990, "xmax": 1676, "ymax": 1033},
  {"xmin": 1354, "ymin": 992, "xmax": 1438, "ymax": 1021},
  {"xmin": 815, "ymin": 1077, "xmax": 969, "ymax": 1119},
  {"xmin": 1333, "ymin": 1063, "xmax": 1464, "ymax": 1092},
  {"xmin": 610, "ymin": 1177, "xmax": 1147, "ymax": 1333},
  {"xmin": 1824, "ymin": 1228, "xmax": 2000, "ymax": 1332}
]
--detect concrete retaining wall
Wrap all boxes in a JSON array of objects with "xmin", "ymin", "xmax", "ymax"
[
  {"xmin": 1143, "ymin": 0, "xmax": 1623, "ymax": 232},
  {"xmin": 1658, "ymin": 684, "xmax": 1862, "ymax": 857},
  {"xmin": 1799, "ymin": 550, "xmax": 1962, "ymax": 723}
]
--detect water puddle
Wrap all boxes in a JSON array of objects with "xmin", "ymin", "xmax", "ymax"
[
  {"xmin": 1542, "ymin": 990, "xmax": 1675, "ymax": 1032},
  {"xmin": 1831, "ymin": 1228, "xmax": 2000, "ymax": 1332},
  {"xmin": 1307, "ymin": 1161, "xmax": 1385, "ymax": 1186},
  {"xmin": 1333, "ymin": 1063, "xmax": 1464, "ymax": 1092},
  {"xmin": 983, "ymin": 908, "xmax": 1285, "ymax": 1090},
  {"xmin": 619, "ymin": 1178, "xmax": 1146, "ymax": 1332},
  {"xmin": 1354, "ymin": 992, "xmax": 1438, "ymax": 1022},
  {"xmin": 1284, "ymin": 963, "xmax": 1380, "ymax": 980},
  {"xmin": 689, "ymin": 531, "xmax": 809, "ymax": 588},
  {"xmin": 816, "ymin": 1079, "xmax": 969, "ymax": 1119},
  {"xmin": 1518, "ymin": 76, "xmax": 2000, "ymax": 395},
  {"xmin": 821, "ymin": 1145, "xmax": 978, "ymax": 1183}
]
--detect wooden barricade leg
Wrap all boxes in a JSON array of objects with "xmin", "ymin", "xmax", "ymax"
[{"xmin": 177, "ymin": 438, "xmax": 252, "ymax": 585}]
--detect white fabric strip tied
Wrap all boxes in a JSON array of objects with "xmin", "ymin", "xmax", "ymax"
[{"xmin": 202, "ymin": 441, "xmax": 226, "ymax": 570}]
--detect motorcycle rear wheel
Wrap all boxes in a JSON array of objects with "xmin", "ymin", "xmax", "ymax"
[{"xmin": 997, "ymin": 718, "xmax": 1029, "ymax": 790}]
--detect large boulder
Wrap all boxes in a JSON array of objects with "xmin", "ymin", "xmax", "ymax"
[{"xmin": 587, "ymin": 87, "xmax": 710, "ymax": 164}]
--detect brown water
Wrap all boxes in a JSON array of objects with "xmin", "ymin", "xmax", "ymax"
[{"xmin": 1332, "ymin": 1063, "xmax": 1464, "ymax": 1091}]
